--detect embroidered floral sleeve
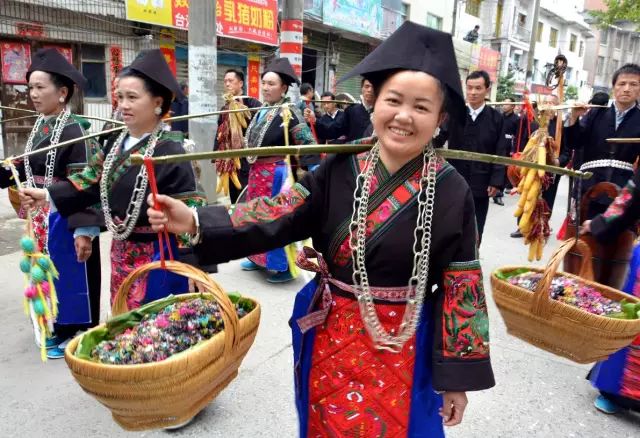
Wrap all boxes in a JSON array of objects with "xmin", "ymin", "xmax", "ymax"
[
  {"xmin": 603, "ymin": 179, "xmax": 636, "ymax": 221},
  {"xmin": 67, "ymin": 147, "xmax": 105, "ymax": 191},
  {"xmin": 291, "ymin": 123, "xmax": 316, "ymax": 145},
  {"xmin": 441, "ymin": 260, "xmax": 490, "ymax": 359},
  {"xmin": 231, "ymin": 182, "xmax": 310, "ymax": 227},
  {"xmin": 173, "ymin": 191, "xmax": 208, "ymax": 247}
]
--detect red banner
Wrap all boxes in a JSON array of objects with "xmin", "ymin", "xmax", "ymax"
[
  {"xmin": 160, "ymin": 47, "xmax": 177, "ymax": 76},
  {"xmin": 247, "ymin": 56, "xmax": 261, "ymax": 99},
  {"xmin": 43, "ymin": 45, "xmax": 73, "ymax": 65},
  {"xmin": 172, "ymin": 0, "xmax": 189, "ymax": 29},
  {"xmin": 1, "ymin": 41, "xmax": 31, "ymax": 84},
  {"xmin": 215, "ymin": 0, "xmax": 278, "ymax": 46},
  {"xmin": 478, "ymin": 46, "xmax": 500, "ymax": 83}
]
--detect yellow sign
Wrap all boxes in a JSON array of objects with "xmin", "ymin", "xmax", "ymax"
[{"xmin": 126, "ymin": 0, "xmax": 174, "ymax": 28}]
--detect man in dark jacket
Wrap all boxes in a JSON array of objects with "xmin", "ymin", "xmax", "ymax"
[
  {"xmin": 213, "ymin": 68, "xmax": 262, "ymax": 202},
  {"xmin": 308, "ymin": 91, "xmax": 348, "ymax": 144},
  {"xmin": 566, "ymin": 63, "xmax": 640, "ymax": 219},
  {"xmin": 433, "ymin": 70, "xmax": 507, "ymax": 243},
  {"xmin": 170, "ymin": 82, "xmax": 189, "ymax": 135},
  {"xmin": 344, "ymin": 78, "xmax": 375, "ymax": 141}
]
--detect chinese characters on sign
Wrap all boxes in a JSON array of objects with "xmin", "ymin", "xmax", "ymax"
[
  {"xmin": 126, "ymin": 0, "xmax": 278, "ymax": 46},
  {"xmin": 1, "ymin": 42, "xmax": 31, "ymax": 84},
  {"xmin": 247, "ymin": 56, "xmax": 261, "ymax": 99}
]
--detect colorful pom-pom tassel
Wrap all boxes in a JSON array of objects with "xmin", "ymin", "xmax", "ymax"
[
  {"xmin": 20, "ymin": 236, "xmax": 36, "ymax": 253},
  {"xmin": 37, "ymin": 257, "xmax": 50, "ymax": 271},
  {"xmin": 24, "ymin": 284, "xmax": 37, "ymax": 299},
  {"xmin": 19, "ymin": 257, "xmax": 32, "ymax": 274},
  {"xmin": 30, "ymin": 265, "xmax": 45, "ymax": 283},
  {"xmin": 33, "ymin": 298, "xmax": 45, "ymax": 316}
]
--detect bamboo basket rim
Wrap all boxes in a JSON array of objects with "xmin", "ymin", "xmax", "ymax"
[{"xmin": 66, "ymin": 292, "xmax": 260, "ymax": 370}]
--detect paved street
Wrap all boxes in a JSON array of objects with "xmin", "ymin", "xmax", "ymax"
[{"xmin": 0, "ymin": 181, "xmax": 639, "ymax": 438}]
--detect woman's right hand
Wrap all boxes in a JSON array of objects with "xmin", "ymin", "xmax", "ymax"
[
  {"xmin": 19, "ymin": 187, "xmax": 48, "ymax": 210},
  {"xmin": 146, "ymin": 194, "xmax": 196, "ymax": 234}
]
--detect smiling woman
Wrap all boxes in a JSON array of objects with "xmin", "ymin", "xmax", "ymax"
[{"xmin": 141, "ymin": 21, "xmax": 495, "ymax": 437}]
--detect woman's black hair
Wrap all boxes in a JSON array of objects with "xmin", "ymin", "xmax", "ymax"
[
  {"xmin": 47, "ymin": 71, "xmax": 75, "ymax": 104},
  {"xmin": 118, "ymin": 68, "xmax": 173, "ymax": 116},
  {"xmin": 367, "ymin": 69, "xmax": 449, "ymax": 116}
]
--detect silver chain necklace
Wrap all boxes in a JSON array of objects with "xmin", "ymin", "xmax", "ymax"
[
  {"xmin": 99, "ymin": 123, "xmax": 163, "ymax": 240},
  {"xmin": 348, "ymin": 142, "xmax": 438, "ymax": 352},
  {"xmin": 243, "ymin": 100, "xmax": 286, "ymax": 164},
  {"xmin": 24, "ymin": 107, "xmax": 71, "ymax": 189}
]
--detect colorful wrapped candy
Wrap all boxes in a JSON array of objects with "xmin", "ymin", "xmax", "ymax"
[
  {"xmin": 91, "ymin": 298, "xmax": 251, "ymax": 365},
  {"xmin": 508, "ymin": 271, "xmax": 631, "ymax": 317}
]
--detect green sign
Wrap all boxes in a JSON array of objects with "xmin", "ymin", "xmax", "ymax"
[{"xmin": 323, "ymin": 0, "xmax": 382, "ymax": 38}]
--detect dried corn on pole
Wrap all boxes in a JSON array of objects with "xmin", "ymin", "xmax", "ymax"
[
  {"xmin": 513, "ymin": 114, "xmax": 556, "ymax": 261},
  {"xmin": 215, "ymin": 94, "xmax": 252, "ymax": 196}
]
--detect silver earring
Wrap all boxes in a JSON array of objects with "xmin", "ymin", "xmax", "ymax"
[
  {"xmin": 154, "ymin": 107, "xmax": 162, "ymax": 115},
  {"xmin": 434, "ymin": 126, "xmax": 441, "ymax": 137},
  {"xmin": 59, "ymin": 97, "xmax": 65, "ymax": 103}
]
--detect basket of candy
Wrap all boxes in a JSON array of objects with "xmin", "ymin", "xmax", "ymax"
[
  {"xmin": 490, "ymin": 239, "xmax": 640, "ymax": 363},
  {"xmin": 64, "ymin": 260, "xmax": 261, "ymax": 431}
]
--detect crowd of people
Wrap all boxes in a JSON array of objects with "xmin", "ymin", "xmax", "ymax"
[{"xmin": 3, "ymin": 18, "xmax": 640, "ymax": 435}]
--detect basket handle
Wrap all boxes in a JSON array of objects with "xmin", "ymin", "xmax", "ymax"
[
  {"xmin": 530, "ymin": 239, "xmax": 593, "ymax": 316},
  {"xmin": 111, "ymin": 260, "xmax": 240, "ymax": 354}
]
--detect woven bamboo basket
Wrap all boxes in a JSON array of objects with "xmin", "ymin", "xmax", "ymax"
[
  {"xmin": 64, "ymin": 260, "xmax": 261, "ymax": 431},
  {"xmin": 8, "ymin": 186, "xmax": 22, "ymax": 215},
  {"xmin": 490, "ymin": 239, "xmax": 640, "ymax": 364}
]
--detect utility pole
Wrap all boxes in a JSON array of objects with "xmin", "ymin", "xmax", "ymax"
[
  {"xmin": 188, "ymin": 0, "xmax": 217, "ymax": 204},
  {"xmin": 452, "ymin": 0, "xmax": 458, "ymax": 37},
  {"xmin": 525, "ymin": 0, "xmax": 542, "ymax": 88},
  {"xmin": 280, "ymin": 0, "xmax": 304, "ymax": 101}
]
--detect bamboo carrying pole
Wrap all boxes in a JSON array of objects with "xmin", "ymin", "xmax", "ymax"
[
  {"xmin": 128, "ymin": 145, "xmax": 593, "ymax": 180},
  {"xmin": 0, "ymin": 105, "xmax": 125, "ymax": 125},
  {"xmin": 607, "ymin": 138, "xmax": 640, "ymax": 143}
]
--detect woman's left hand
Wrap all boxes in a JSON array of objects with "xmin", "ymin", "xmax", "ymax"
[
  {"xmin": 74, "ymin": 235, "xmax": 93, "ymax": 262},
  {"xmin": 440, "ymin": 391, "xmax": 468, "ymax": 426}
]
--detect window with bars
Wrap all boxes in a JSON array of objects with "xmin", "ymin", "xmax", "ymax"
[
  {"xmin": 536, "ymin": 22, "xmax": 543, "ymax": 42},
  {"xmin": 579, "ymin": 41, "xmax": 585, "ymax": 57},
  {"xmin": 465, "ymin": 0, "xmax": 482, "ymax": 18},
  {"xmin": 549, "ymin": 27, "xmax": 558, "ymax": 48},
  {"xmin": 426, "ymin": 13, "xmax": 443, "ymax": 30},
  {"xmin": 596, "ymin": 56, "xmax": 605, "ymax": 75},
  {"xmin": 81, "ymin": 44, "xmax": 106, "ymax": 99},
  {"xmin": 569, "ymin": 34, "xmax": 577, "ymax": 52},
  {"xmin": 615, "ymin": 32, "xmax": 623, "ymax": 48}
]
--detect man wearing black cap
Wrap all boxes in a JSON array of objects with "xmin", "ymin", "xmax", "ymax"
[{"xmin": 434, "ymin": 70, "xmax": 508, "ymax": 243}]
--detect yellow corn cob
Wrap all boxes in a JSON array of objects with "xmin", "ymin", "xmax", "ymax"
[{"xmin": 537, "ymin": 145, "xmax": 546, "ymax": 178}]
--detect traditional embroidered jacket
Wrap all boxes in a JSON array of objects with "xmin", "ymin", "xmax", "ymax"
[
  {"xmin": 190, "ymin": 141, "xmax": 495, "ymax": 436},
  {"xmin": 0, "ymin": 114, "xmax": 102, "ymax": 327},
  {"xmin": 565, "ymin": 105, "xmax": 640, "ymax": 195},
  {"xmin": 245, "ymin": 99, "xmax": 316, "ymax": 166},
  {"xmin": 47, "ymin": 130, "xmax": 206, "ymax": 242}
]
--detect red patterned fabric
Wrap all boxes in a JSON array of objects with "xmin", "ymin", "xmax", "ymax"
[
  {"xmin": 332, "ymin": 152, "xmax": 445, "ymax": 267},
  {"xmin": 442, "ymin": 262, "xmax": 490, "ymax": 359},
  {"xmin": 620, "ymin": 337, "xmax": 640, "ymax": 401},
  {"xmin": 245, "ymin": 160, "xmax": 283, "ymax": 267},
  {"xmin": 603, "ymin": 181, "xmax": 634, "ymax": 220},
  {"xmin": 110, "ymin": 239, "xmax": 155, "ymax": 309},
  {"xmin": 308, "ymin": 294, "xmax": 416, "ymax": 437}
]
